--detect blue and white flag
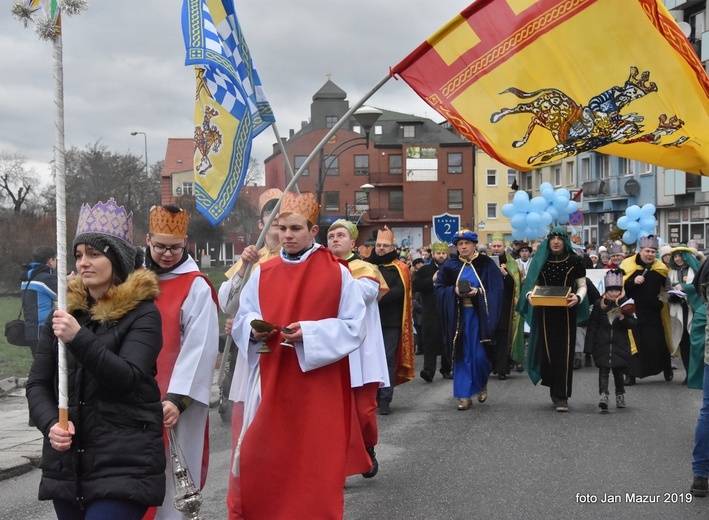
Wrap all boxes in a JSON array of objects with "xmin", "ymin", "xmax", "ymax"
[{"xmin": 182, "ymin": 0, "xmax": 274, "ymax": 225}]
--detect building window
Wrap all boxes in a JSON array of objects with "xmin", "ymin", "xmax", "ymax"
[
  {"xmin": 535, "ymin": 169, "xmax": 542, "ymax": 188},
  {"xmin": 389, "ymin": 190, "xmax": 403, "ymax": 211},
  {"xmin": 447, "ymin": 153, "xmax": 463, "ymax": 174},
  {"xmin": 598, "ymin": 154, "xmax": 610, "ymax": 179},
  {"xmin": 565, "ymin": 162, "xmax": 574, "ymax": 185},
  {"xmin": 487, "ymin": 202, "xmax": 497, "ymax": 219},
  {"xmin": 553, "ymin": 166, "xmax": 561, "ymax": 187},
  {"xmin": 354, "ymin": 191, "xmax": 369, "ymax": 210},
  {"xmin": 180, "ymin": 182, "xmax": 193, "ymax": 195},
  {"xmin": 325, "ymin": 191, "xmax": 339, "ymax": 211},
  {"xmin": 354, "ymin": 155, "xmax": 369, "ymax": 175},
  {"xmin": 402, "ymin": 125, "xmax": 416, "ymax": 138},
  {"xmin": 486, "ymin": 169, "xmax": 497, "ymax": 186},
  {"xmin": 448, "ymin": 189, "xmax": 463, "ymax": 210},
  {"xmin": 374, "ymin": 125, "xmax": 383, "ymax": 135},
  {"xmin": 638, "ymin": 161, "xmax": 652, "ymax": 175},
  {"xmin": 523, "ymin": 172, "xmax": 532, "ymax": 190},
  {"xmin": 294, "ymin": 155, "xmax": 309, "ymax": 176},
  {"xmin": 324, "ymin": 156, "xmax": 338, "ymax": 176},
  {"xmin": 389, "ymin": 154, "xmax": 402, "ymax": 175},
  {"xmin": 581, "ymin": 157, "xmax": 591, "ymax": 182},
  {"xmin": 326, "ymin": 116, "xmax": 338, "ymax": 128},
  {"xmin": 352, "ymin": 125, "xmax": 361, "ymax": 134},
  {"xmin": 507, "ymin": 169, "xmax": 517, "ymax": 186}
]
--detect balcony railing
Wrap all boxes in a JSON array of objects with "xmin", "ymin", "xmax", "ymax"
[
  {"xmin": 368, "ymin": 171, "xmax": 404, "ymax": 185},
  {"xmin": 582, "ymin": 177, "xmax": 634, "ymax": 198}
]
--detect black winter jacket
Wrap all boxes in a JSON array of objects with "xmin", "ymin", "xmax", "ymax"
[
  {"xmin": 26, "ymin": 270, "xmax": 166, "ymax": 508},
  {"xmin": 583, "ymin": 297, "xmax": 635, "ymax": 369}
]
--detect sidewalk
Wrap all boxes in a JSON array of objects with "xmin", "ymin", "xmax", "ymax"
[{"xmin": 0, "ymin": 373, "xmax": 223, "ymax": 482}]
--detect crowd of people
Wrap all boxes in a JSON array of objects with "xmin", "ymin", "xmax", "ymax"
[{"xmin": 21, "ymin": 191, "xmax": 709, "ymax": 517}]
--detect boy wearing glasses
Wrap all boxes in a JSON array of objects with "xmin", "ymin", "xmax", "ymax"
[{"xmin": 145, "ymin": 205, "xmax": 219, "ymax": 520}]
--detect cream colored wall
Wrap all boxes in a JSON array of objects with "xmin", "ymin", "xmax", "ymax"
[{"xmin": 474, "ymin": 151, "xmax": 514, "ymax": 245}]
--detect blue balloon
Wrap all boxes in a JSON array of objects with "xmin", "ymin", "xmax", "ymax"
[
  {"xmin": 556, "ymin": 188, "xmax": 571, "ymax": 201},
  {"xmin": 542, "ymin": 188, "xmax": 556, "ymax": 202},
  {"xmin": 640, "ymin": 203, "xmax": 656, "ymax": 217},
  {"xmin": 622, "ymin": 231, "xmax": 637, "ymax": 244},
  {"xmin": 565, "ymin": 200, "xmax": 579, "ymax": 214},
  {"xmin": 546, "ymin": 206, "xmax": 559, "ymax": 220},
  {"xmin": 530, "ymin": 196, "xmax": 548, "ymax": 213},
  {"xmin": 502, "ymin": 203, "xmax": 517, "ymax": 218},
  {"xmin": 617, "ymin": 216, "xmax": 629, "ymax": 230},
  {"xmin": 512, "ymin": 228, "xmax": 525, "ymax": 241},
  {"xmin": 511, "ymin": 213, "xmax": 526, "ymax": 230},
  {"xmin": 526, "ymin": 212, "xmax": 541, "ymax": 227},
  {"xmin": 626, "ymin": 205, "xmax": 641, "ymax": 221},
  {"xmin": 540, "ymin": 182, "xmax": 553, "ymax": 193},
  {"xmin": 513, "ymin": 191, "xmax": 530, "ymax": 212},
  {"xmin": 553, "ymin": 196, "xmax": 568, "ymax": 210},
  {"xmin": 557, "ymin": 213, "xmax": 570, "ymax": 225},
  {"xmin": 524, "ymin": 227, "xmax": 536, "ymax": 239},
  {"xmin": 639, "ymin": 216, "xmax": 656, "ymax": 232},
  {"xmin": 627, "ymin": 221, "xmax": 641, "ymax": 235},
  {"xmin": 540, "ymin": 212, "xmax": 553, "ymax": 226}
]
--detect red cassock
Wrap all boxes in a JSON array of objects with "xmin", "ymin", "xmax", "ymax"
[{"xmin": 239, "ymin": 249, "xmax": 360, "ymax": 520}]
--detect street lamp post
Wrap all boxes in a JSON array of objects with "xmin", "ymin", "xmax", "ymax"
[
  {"xmin": 315, "ymin": 107, "xmax": 381, "ymax": 239},
  {"xmin": 345, "ymin": 183, "xmax": 375, "ymax": 224},
  {"xmin": 130, "ymin": 131, "xmax": 149, "ymax": 175}
]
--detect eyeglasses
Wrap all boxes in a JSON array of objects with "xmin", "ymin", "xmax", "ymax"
[
  {"xmin": 375, "ymin": 243, "xmax": 394, "ymax": 249},
  {"xmin": 152, "ymin": 244, "xmax": 185, "ymax": 255}
]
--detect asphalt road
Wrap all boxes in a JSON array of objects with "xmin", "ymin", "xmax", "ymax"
[{"xmin": 2, "ymin": 357, "xmax": 707, "ymax": 519}]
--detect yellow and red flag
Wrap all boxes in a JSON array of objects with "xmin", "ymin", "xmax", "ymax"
[{"xmin": 392, "ymin": 0, "xmax": 709, "ymax": 175}]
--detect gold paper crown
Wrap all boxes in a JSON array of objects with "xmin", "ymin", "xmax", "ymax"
[
  {"xmin": 259, "ymin": 188, "xmax": 283, "ymax": 212},
  {"xmin": 329, "ymin": 219, "xmax": 358, "ymax": 240},
  {"xmin": 150, "ymin": 206, "xmax": 189, "ymax": 237},
  {"xmin": 279, "ymin": 192, "xmax": 319, "ymax": 224},
  {"xmin": 76, "ymin": 198, "xmax": 133, "ymax": 243},
  {"xmin": 491, "ymin": 232, "xmax": 505, "ymax": 243},
  {"xmin": 377, "ymin": 226, "xmax": 395, "ymax": 244},
  {"xmin": 431, "ymin": 242, "xmax": 449, "ymax": 253}
]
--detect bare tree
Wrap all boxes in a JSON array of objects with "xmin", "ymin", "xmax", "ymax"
[{"xmin": 0, "ymin": 152, "xmax": 40, "ymax": 214}]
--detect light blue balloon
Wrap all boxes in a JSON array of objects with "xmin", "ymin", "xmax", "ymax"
[
  {"xmin": 557, "ymin": 213, "xmax": 570, "ymax": 225},
  {"xmin": 542, "ymin": 188, "xmax": 555, "ymax": 202},
  {"xmin": 526, "ymin": 212, "xmax": 541, "ymax": 227},
  {"xmin": 511, "ymin": 213, "xmax": 526, "ymax": 230},
  {"xmin": 553, "ymin": 195, "xmax": 568, "ymax": 210},
  {"xmin": 640, "ymin": 203, "xmax": 656, "ymax": 217},
  {"xmin": 513, "ymin": 190, "xmax": 530, "ymax": 212},
  {"xmin": 540, "ymin": 182, "xmax": 553, "ymax": 193},
  {"xmin": 626, "ymin": 205, "xmax": 641, "ymax": 221},
  {"xmin": 502, "ymin": 203, "xmax": 517, "ymax": 218},
  {"xmin": 546, "ymin": 206, "xmax": 559, "ymax": 220},
  {"xmin": 530, "ymin": 196, "xmax": 548, "ymax": 213},
  {"xmin": 622, "ymin": 231, "xmax": 637, "ymax": 244},
  {"xmin": 617, "ymin": 216, "xmax": 629, "ymax": 230},
  {"xmin": 639, "ymin": 216, "xmax": 656, "ymax": 232},
  {"xmin": 512, "ymin": 228, "xmax": 525, "ymax": 241},
  {"xmin": 524, "ymin": 227, "xmax": 536, "ymax": 239},
  {"xmin": 565, "ymin": 200, "xmax": 579, "ymax": 214},
  {"xmin": 627, "ymin": 221, "xmax": 641, "ymax": 234},
  {"xmin": 540, "ymin": 212, "xmax": 553, "ymax": 226},
  {"xmin": 556, "ymin": 188, "xmax": 571, "ymax": 201}
]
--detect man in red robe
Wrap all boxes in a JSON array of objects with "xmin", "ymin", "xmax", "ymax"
[{"xmin": 232, "ymin": 192, "xmax": 367, "ymax": 519}]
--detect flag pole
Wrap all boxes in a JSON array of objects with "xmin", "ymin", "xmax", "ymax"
[
  {"xmin": 53, "ymin": 24, "xmax": 69, "ymax": 430},
  {"xmin": 269, "ymin": 121, "xmax": 299, "ymax": 194}
]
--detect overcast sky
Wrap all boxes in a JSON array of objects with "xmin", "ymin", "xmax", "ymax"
[{"xmin": 1, "ymin": 0, "xmax": 472, "ymax": 181}]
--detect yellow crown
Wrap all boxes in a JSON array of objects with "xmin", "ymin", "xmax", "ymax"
[
  {"xmin": 329, "ymin": 219, "xmax": 358, "ymax": 241},
  {"xmin": 431, "ymin": 242, "xmax": 449, "ymax": 253},
  {"xmin": 491, "ymin": 232, "xmax": 505, "ymax": 243},
  {"xmin": 149, "ymin": 206, "xmax": 189, "ymax": 237},
  {"xmin": 259, "ymin": 188, "xmax": 283, "ymax": 212},
  {"xmin": 377, "ymin": 226, "xmax": 395, "ymax": 244},
  {"xmin": 279, "ymin": 192, "xmax": 319, "ymax": 225}
]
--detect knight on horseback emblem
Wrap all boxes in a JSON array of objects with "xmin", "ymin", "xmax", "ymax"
[
  {"xmin": 194, "ymin": 105, "xmax": 223, "ymax": 176},
  {"xmin": 490, "ymin": 66, "xmax": 687, "ymax": 165}
]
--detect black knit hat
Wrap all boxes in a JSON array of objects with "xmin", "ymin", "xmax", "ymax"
[{"xmin": 73, "ymin": 232, "xmax": 141, "ymax": 283}]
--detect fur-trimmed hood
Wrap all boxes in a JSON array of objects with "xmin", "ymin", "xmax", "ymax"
[{"xmin": 67, "ymin": 269, "xmax": 160, "ymax": 324}]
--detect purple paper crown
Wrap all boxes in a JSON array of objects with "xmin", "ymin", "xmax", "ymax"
[
  {"xmin": 638, "ymin": 235, "xmax": 658, "ymax": 250},
  {"xmin": 76, "ymin": 198, "xmax": 133, "ymax": 244},
  {"xmin": 608, "ymin": 243, "xmax": 624, "ymax": 256},
  {"xmin": 604, "ymin": 270, "xmax": 623, "ymax": 289}
]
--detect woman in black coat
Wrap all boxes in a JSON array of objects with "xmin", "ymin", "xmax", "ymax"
[{"xmin": 26, "ymin": 199, "xmax": 165, "ymax": 519}]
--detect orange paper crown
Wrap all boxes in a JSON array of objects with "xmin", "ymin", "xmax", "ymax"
[
  {"xmin": 279, "ymin": 192, "xmax": 319, "ymax": 225},
  {"xmin": 377, "ymin": 226, "xmax": 395, "ymax": 244},
  {"xmin": 259, "ymin": 188, "xmax": 283, "ymax": 212},
  {"xmin": 149, "ymin": 206, "xmax": 189, "ymax": 237}
]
